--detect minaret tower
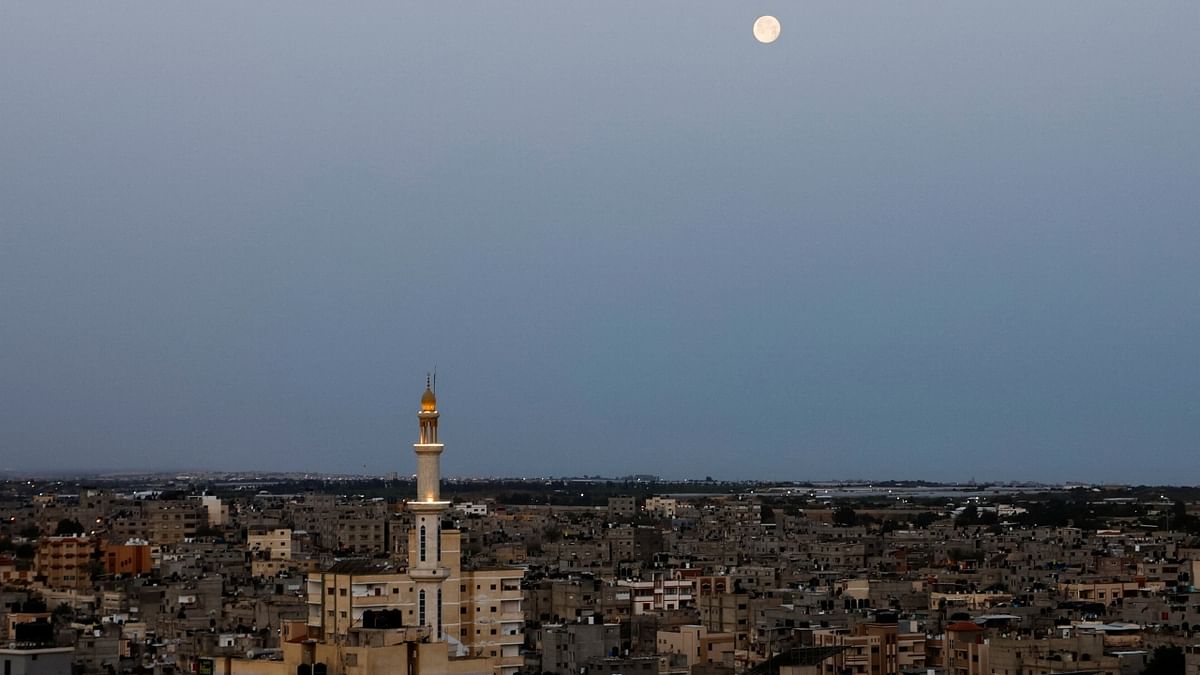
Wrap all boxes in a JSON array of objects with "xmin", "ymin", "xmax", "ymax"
[{"xmin": 410, "ymin": 375, "xmax": 450, "ymax": 641}]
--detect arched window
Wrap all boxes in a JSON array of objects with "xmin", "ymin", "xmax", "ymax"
[
  {"xmin": 437, "ymin": 588, "xmax": 443, "ymax": 639},
  {"xmin": 419, "ymin": 590, "xmax": 426, "ymax": 626},
  {"xmin": 419, "ymin": 525, "xmax": 427, "ymax": 562}
]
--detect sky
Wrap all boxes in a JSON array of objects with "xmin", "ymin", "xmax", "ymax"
[{"xmin": 1, "ymin": 2, "xmax": 1197, "ymax": 484}]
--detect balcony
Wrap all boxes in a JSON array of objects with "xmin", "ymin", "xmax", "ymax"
[{"xmin": 492, "ymin": 655, "xmax": 524, "ymax": 668}]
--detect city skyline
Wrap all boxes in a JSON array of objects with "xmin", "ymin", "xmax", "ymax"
[{"xmin": 2, "ymin": 3, "xmax": 1198, "ymax": 484}]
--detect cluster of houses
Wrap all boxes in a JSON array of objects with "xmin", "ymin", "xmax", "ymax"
[{"xmin": 2, "ymin": 484, "xmax": 1199, "ymax": 675}]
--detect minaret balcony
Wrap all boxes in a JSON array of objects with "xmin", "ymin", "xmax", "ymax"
[
  {"xmin": 409, "ymin": 567, "xmax": 451, "ymax": 582},
  {"xmin": 409, "ymin": 500, "xmax": 450, "ymax": 514}
]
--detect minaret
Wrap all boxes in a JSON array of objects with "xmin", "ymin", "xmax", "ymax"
[{"xmin": 410, "ymin": 376, "xmax": 450, "ymax": 641}]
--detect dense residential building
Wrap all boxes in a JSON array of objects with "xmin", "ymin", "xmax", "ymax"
[
  {"xmin": 99, "ymin": 540, "xmax": 153, "ymax": 576},
  {"xmin": 537, "ymin": 620, "xmax": 620, "ymax": 675},
  {"xmin": 34, "ymin": 536, "xmax": 93, "ymax": 592},
  {"xmin": 0, "ymin": 645, "xmax": 75, "ymax": 675},
  {"xmin": 812, "ymin": 619, "xmax": 927, "ymax": 675},
  {"xmin": 656, "ymin": 624, "xmax": 736, "ymax": 669},
  {"xmin": 619, "ymin": 575, "xmax": 694, "ymax": 614}
]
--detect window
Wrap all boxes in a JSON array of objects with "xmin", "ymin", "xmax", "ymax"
[
  {"xmin": 420, "ymin": 526, "xmax": 427, "ymax": 562},
  {"xmin": 419, "ymin": 590, "xmax": 426, "ymax": 626},
  {"xmin": 339, "ymin": 588, "xmax": 346, "ymax": 597}
]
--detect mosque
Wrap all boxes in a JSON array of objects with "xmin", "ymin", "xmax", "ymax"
[{"xmin": 219, "ymin": 383, "xmax": 524, "ymax": 675}]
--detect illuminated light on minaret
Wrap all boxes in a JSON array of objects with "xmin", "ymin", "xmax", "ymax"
[{"xmin": 410, "ymin": 375, "xmax": 450, "ymax": 641}]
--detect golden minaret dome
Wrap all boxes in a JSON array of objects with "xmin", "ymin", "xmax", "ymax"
[{"xmin": 420, "ymin": 384, "xmax": 437, "ymax": 412}]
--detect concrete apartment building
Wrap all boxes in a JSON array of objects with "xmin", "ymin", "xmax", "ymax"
[
  {"xmin": 607, "ymin": 496, "xmax": 637, "ymax": 520},
  {"xmin": 0, "ymin": 646, "xmax": 75, "ymax": 675},
  {"xmin": 0, "ymin": 556, "xmax": 35, "ymax": 585},
  {"xmin": 99, "ymin": 540, "xmax": 153, "ymax": 576},
  {"xmin": 644, "ymin": 497, "xmax": 677, "ymax": 518},
  {"xmin": 538, "ymin": 620, "xmax": 620, "ymax": 675},
  {"xmin": 108, "ymin": 498, "xmax": 206, "ymax": 545},
  {"xmin": 619, "ymin": 576, "xmax": 694, "ymax": 615},
  {"xmin": 196, "ymin": 495, "xmax": 229, "ymax": 527},
  {"xmin": 34, "ymin": 536, "xmax": 93, "ymax": 591},
  {"xmin": 694, "ymin": 575, "xmax": 752, "ymax": 649},
  {"xmin": 248, "ymin": 528, "xmax": 293, "ymax": 559},
  {"xmin": 811, "ymin": 620, "xmax": 926, "ymax": 675},
  {"xmin": 334, "ymin": 501, "xmax": 389, "ymax": 554},
  {"xmin": 656, "ymin": 625, "xmax": 735, "ymax": 670},
  {"xmin": 247, "ymin": 527, "xmax": 317, "ymax": 577},
  {"xmin": 986, "ymin": 633, "xmax": 1120, "ymax": 675}
]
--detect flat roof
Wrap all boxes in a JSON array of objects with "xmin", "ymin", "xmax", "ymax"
[{"xmin": 0, "ymin": 646, "xmax": 75, "ymax": 655}]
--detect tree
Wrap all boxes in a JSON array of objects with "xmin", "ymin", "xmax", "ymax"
[
  {"xmin": 759, "ymin": 503, "xmax": 775, "ymax": 523},
  {"xmin": 832, "ymin": 506, "xmax": 858, "ymax": 527},
  {"xmin": 52, "ymin": 603, "xmax": 74, "ymax": 624},
  {"xmin": 955, "ymin": 505, "xmax": 980, "ymax": 527},
  {"xmin": 1142, "ymin": 645, "xmax": 1183, "ymax": 675},
  {"xmin": 194, "ymin": 524, "xmax": 223, "ymax": 538},
  {"xmin": 913, "ymin": 512, "xmax": 939, "ymax": 529},
  {"xmin": 54, "ymin": 519, "xmax": 84, "ymax": 536}
]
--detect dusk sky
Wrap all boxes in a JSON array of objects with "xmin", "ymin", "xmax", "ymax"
[{"xmin": 1, "ymin": 3, "xmax": 1197, "ymax": 483}]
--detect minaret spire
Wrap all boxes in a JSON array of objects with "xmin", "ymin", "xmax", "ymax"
[{"xmin": 411, "ymin": 379, "xmax": 449, "ymax": 641}]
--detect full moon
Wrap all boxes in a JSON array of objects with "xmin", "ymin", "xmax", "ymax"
[{"xmin": 753, "ymin": 15, "xmax": 781, "ymax": 44}]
